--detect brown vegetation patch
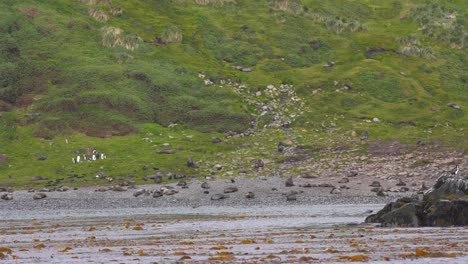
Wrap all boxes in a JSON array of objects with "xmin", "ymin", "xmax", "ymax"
[
  {"xmin": 16, "ymin": 7, "xmax": 39, "ymax": 20},
  {"xmin": 0, "ymin": 155, "xmax": 8, "ymax": 163}
]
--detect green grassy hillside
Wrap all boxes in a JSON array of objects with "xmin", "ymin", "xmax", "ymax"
[{"xmin": 0, "ymin": 0, "xmax": 466, "ymax": 188}]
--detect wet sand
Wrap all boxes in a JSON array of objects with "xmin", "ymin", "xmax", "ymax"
[
  {"xmin": 0, "ymin": 205, "xmax": 467, "ymax": 263},
  {"xmin": 1, "ymin": 177, "xmax": 467, "ymax": 263}
]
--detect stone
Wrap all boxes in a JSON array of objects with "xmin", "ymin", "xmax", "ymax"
[
  {"xmin": 158, "ymin": 150, "xmax": 175, "ymax": 154},
  {"xmin": 133, "ymin": 189, "xmax": 146, "ymax": 197},
  {"xmin": 318, "ymin": 183, "xmax": 334, "ymax": 188},
  {"xmin": 330, "ymin": 188, "xmax": 341, "ymax": 194},
  {"xmin": 370, "ymin": 187, "xmax": 382, "ymax": 193},
  {"xmin": 152, "ymin": 190, "xmax": 163, "ymax": 198},
  {"xmin": 212, "ymin": 137, "xmax": 222, "ymax": 143},
  {"xmin": 33, "ymin": 193, "xmax": 47, "ymax": 200},
  {"xmin": 176, "ymin": 181, "xmax": 187, "ymax": 187},
  {"xmin": 300, "ymin": 174, "xmax": 318, "ymax": 179},
  {"xmin": 277, "ymin": 142, "xmax": 285, "ymax": 152},
  {"xmin": 254, "ymin": 159, "xmax": 264, "ymax": 169},
  {"xmin": 37, "ymin": 156, "xmax": 47, "ymax": 161},
  {"xmin": 286, "ymin": 192, "xmax": 297, "ymax": 201},
  {"xmin": 285, "ymin": 177, "xmax": 294, "ymax": 187},
  {"xmin": 224, "ymin": 187, "xmax": 238, "ymax": 193},
  {"xmin": 31, "ymin": 176, "xmax": 47, "ymax": 181},
  {"xmin": 112, "ymin": 186, "xmax": 127, "ymax": 192},
  {"xmin": 201, "ymin": 182, "xmax": 210, "ymax": 189},
  {"xmin": 211, "ymin": 193, "xmax": 229, "ymax": 200},
  {"xmin": 396, "ymin": 179, "xmax": 406, "ymax": 186},
  {"xmin": 376, "ymin": 190, "xmax": 388, "ymax": 197},
  {"xmin": 95, "ymin": 187, "xmax": 108, "ymax": 192},
  {"xmin": 162, "ymin": 188, "xmax": 178, "ymax": 195},
  {"xmin": 56, "ymin": 186, "xmax": 70, "ymax": 192},
  {"xmin": 338, "ymin": 178, "xmax": 349, "ymax": 184},
  {"xmin": 245, "ymin": 192, "xmax": 255, "ymax": 199},
  {"xmin": 1, "ymin": 193, "xmax": 13, "ymax": 200},
  {"xmin": 187, "ymin": 158, "xmax": 198, "ymax": 168},
  {"xmin": 369, "ymin": 181, "xmax": 381, "ymax": 187},
  {"xmin": 348, "ymin": 171, "xmax": 358, "ymax": 177},
  {"xmin": 39, "ymin": 188, "xmax": 51, "ymax": 192}
]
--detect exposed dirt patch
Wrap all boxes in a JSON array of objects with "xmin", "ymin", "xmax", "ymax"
[{"xmin": 368, "ymin": 141, "xmax": 408, "ymax": 156}]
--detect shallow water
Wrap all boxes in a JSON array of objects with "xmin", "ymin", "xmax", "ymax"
[{"xmin": 1, "ymin": 204, "xmax": 467, "ymax": 263}]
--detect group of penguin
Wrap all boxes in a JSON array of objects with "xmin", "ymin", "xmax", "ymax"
[{"xmin": 72, "ymin": 150, "xmax": 106, "ymax": 164}]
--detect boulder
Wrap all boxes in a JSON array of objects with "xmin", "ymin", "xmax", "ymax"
[
  {"xmin": 201, "ymin": 182, "xmax": 210, "ymax": 189},
  {"xmin": 37, "ymin": 156, "xmax": 47, "ymax": 161},
  {"xmin": 366, "ymin": 171, "xmax": 468, "ymax": 227},
  {"xmin": 212, "ymin": 137, "xmax": 222, "ymax": 143},
  {"xmin": 369, "ymin": 181, "xmax": 381, "ymax": 187}
]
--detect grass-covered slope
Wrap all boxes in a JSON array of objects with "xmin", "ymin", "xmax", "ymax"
[{"xmin": 0, "ymin": 0, "xmax": 466, "ymax": 188}]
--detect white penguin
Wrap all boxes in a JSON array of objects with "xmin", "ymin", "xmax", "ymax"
[
  {"xmin": 76, "ymin": 156, "xmax": 81, "ymax": 163},
  {"xmin": 72, "ymin": 157, "xmax": 76, "ymax": 164},
  {"xmin": 92, "ymin": 154, "xmax": 96, "ymax": 161}
]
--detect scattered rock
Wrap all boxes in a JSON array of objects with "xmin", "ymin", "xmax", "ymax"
[
  {"xmin": 376, "ymin": 190, "xmax": 387, "ymax": 197},
  {"xmin": 1, "ymin": 193, "xmax": 13, "ymax": 200},
  {"xmin": 300, "ymin": 174, "xmax": 318, "ymax": 179},
  {"xmin": 95, "ymin": 187, "xmax": 108, "ymax": 192},
  {"xmin": 212, "ymin": 137, "xmax": 222, "ymax": 143},
  {"xmin": 201, "ymin": 182, "xmax": 210, "ymax": 189},
  {"xmin": 187, "ymin": 158, "xmax": 198, "ymax": 168},
  {"xmin": 396, "ymin": 179, "xmax": 406, "ymax": 186},
  {"xmin": 158, "ymin": 150, "xmax": 175, "ymax": 154},
  {"xmin": 302, "ymin": 183, "xmax": 314, "ymax": 188},
  {"xmin": 162, "ymin": 188, "xmax": 178, "ymax": 195},
  {"xmin": 211, "ymin": 193, "xmax": 229, "ymax": 200},
  {"xmin": 338, "ymin": 178, "xmax": 349, "ymax": 184},
  {"xmin": 330, "ymin": 188, "xmax": 341, "ymax": 194},
  {"xmin": 177, "ymin": 181, "xmax": 187, "ymax": 187},
  {"xmin": 369, "ymin": 181, "xmax": 381, "ymax": 187},
  {"xmin": 31, "ymin": 176, "xmax": 47, "ymax": 181},
  {"xmin": 224, "ymin": 187, "xmax": 238, "ymax": 193},
  {"xmin": 56, "ymin": 186, "xmax": 70, "ymax": 192},
  {"xmin": 285, "ymin": 177, "xmax": 294, "ymax": 187},
  {"xmin": 133, "ymin": 189, "xmax": 147, "ymax": 197},
  {"xmin": 254, "ymin": 159, "xmax": 264, "ymax": 169},
  {"xmin": 245, "ymin": 192, "xmax": 255, "ymax": 199},
  {"xmin": 37, "ymin": 156, "xmax": 47, "ymax": 161},
  {"xmin": 152, "ymin": 190, "xmax": 163, "ymax": 198},
  {"xmin": 318, "ymin": 183, "xmax": 334, "ymax": 188},
  {"xmin": 348, "ymin": 171, "xmax": 358, "ymax": 177},
  {"xmin": 278, "ymin": 142, "xmax": 285, "ymax": 152},
  {"xmin": 39, "ymin": 188, "xmax": 51, "ymax": 192},
  {"xmin": 286, "ymin": 191, "xmax": 297, "ymax": 201},
  {"xmin": 399, "ymin": 187, "xmax": 410, "ymax": 192},
  {"xmin": 360, "ymin": 130, "xmax": 369, "ymax": 141},
  {"xmin": 33, "ymin": 193, "xmax": 47, "ymax": 200},
  {"xmin": 112, "ymin": 186, "xmax": 127, "ymax": 192}
]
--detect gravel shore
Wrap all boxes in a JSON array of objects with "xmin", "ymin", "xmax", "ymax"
[{"xmin": 0, "ymin": 176, "xmax": 409, "ymax": 213}]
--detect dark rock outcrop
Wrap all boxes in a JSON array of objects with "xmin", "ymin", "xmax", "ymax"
[{"xmin": 366, "ymin": 171, "xmax": 468, "ymax": 227}]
